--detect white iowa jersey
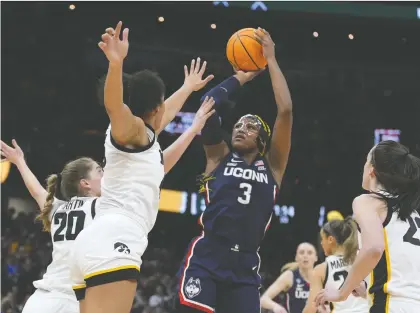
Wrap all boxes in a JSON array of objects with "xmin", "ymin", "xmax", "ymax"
[
  {"xmin": 33, "ymin": 197, "xmax": 97, "ymax": 295},
  {"xmin": 325, "ymin": 255, "xmax": 368, "ymax": 313},
  {"xmin": 368, "ymin": 208, "xmax": 420, "ymax": 307},
  {"xmin": 98, "ymin": 125, "xmax": 165, "ymax": 233}
]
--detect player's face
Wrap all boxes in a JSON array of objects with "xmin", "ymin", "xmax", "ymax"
[
  {"xmin": 295, "ymin": 243, "xmax": 317, "ymax": 270},
  {"xmin": 231, "ymin": 116, "xmax": 260, "ymax": 153},
  {"xmin": 362, "ymin": 147, "xmax": 375, "ymax": 191},
  {"xmin": 83, "ymin": 162, "xmax": 103, "ymax": 197},
  {"xmin": 320, "ymin": 230, "xmax": 335, "ymax": 256}
]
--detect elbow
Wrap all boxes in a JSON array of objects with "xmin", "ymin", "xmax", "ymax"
[
  {"xmin": 259, "ymin": 296, "xmax": 269, "ymax": 307},
  {"xmin": 366, "ymin": 244, "xmax": 385, "ymax": 260}
]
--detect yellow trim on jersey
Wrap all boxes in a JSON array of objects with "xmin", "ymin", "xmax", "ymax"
[
  {"xmin": 84, "ymin": 265, "xmax": 140, "ymax": 280},
  {"xmin": 72, "ymin": 284, "xmax": 86, "ymax": 290},
  {"xmin": 383, "ymin": 229, "xmax": 391, "ymax": 313},
  {"xmin": 369, "ymin": 270, "xmax": 375, "ymax": 310}
]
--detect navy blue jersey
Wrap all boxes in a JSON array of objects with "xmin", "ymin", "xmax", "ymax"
[
  {"xmin": 285, "ymin": 269, "xmax": 310, "ymax": 313},
  {"xmin": 200, "ymin": 152, "xmax": 278, "ymax": 252}
]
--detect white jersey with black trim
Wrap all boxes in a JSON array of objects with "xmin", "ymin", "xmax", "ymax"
[
  {"xmin": 369, "ymin": 208, "xmax": 420, "ymax": 307},
  {"xmin": 97, "ymin": 125, "xmax": 165, "ymax": 234},
  {"xmin": 33, "ymin": 196, "xmax": 97, "ymax": 295},
  {"xmin": 324, "ymin": 255, "xmax": 369, "ymax": 313}
]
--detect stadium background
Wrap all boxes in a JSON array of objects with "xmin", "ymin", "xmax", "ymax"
[{"xmin": 1, "ymin": 2, "xmax": 420, "ymax": 312}]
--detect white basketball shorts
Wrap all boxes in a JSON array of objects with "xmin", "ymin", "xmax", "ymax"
[
  {"xmin": 22, "ymin": 289, "xmax": 79, "ymax": 313},
  {"xmin": 69, "ymin": 213, "xmax": 148, "ymax": 300}
]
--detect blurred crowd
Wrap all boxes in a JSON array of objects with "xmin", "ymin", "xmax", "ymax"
[{"xmin": 1, "ymin": 206, "xmax": 279, "ymax": 313}]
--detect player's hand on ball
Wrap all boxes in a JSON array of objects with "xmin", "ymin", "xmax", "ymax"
[
  {"xmin": 233, "ymin": 67, "xmax": 265, "ymax": 85},
  {"xmin": 183, "ymin": 58, "xmax": 215, "ymax": 92},
  {"xmin": 98, "ymin": 21, "xmax": 129, "ymax": 65},
  {"xmin": 254, "ymin": 27, "xmax": 276, "ymax": 61},
  {"xmin": 191, "ymin": 96, "xmax": 216, "ymax": 134},
  {"xmin": 1, "ymin": 139, "xmax": 25, "ymax": 166}
]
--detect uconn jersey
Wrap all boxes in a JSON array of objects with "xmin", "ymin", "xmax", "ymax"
[
  {"xmin": 285, "ymin": 269, "xmax": 310, "ymax": 313},
  {"xmin": 324, "ymin": 255, "xmax": 368, "ymax": 313},
  {"xmin": 368, "ymin": 201, "xmax": 420, "ymax": 312},
  {"xmin": 98, "ymin": 125, "xmax": 165, "ymax": 233},
  {"xmin": 33, "ymin": 197, "xmax": 97, "ymax": 295},
  {"xmin": 201, "ymin": 152, "xmax": 278, "ymax": 251}
]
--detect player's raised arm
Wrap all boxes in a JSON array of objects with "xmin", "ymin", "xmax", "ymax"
[
  {"xmin": 156, "ymin": 58, "xmax": 214, "ymax": 134},
  {"xmin": 1, "ymin": 139, "xmax": 47, "ymax": 209},
  {"xmin": 99, "ymin": 22, "xmax": 148, "ymax": 147},
  {"xmin": 200, "ymin": 70, "xmax": 260, "ymax": 173},
  {"xmin": 255, "ymin": 28, "xmax": 293, "ymax": 184},
  {"xmin": 162, "ymin": 97, "xmax": 215, "ymax": 173}
]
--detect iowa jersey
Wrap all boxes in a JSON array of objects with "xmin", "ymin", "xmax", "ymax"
[
  {"xmin": 324, "ymin": 255, "xmax": 368, "ymax": 313},
  {"xmin": 368, "ymin": 195, "xmax": 420, "ymax": 311},
  {"xmin": 33, "ymin": 197, "xmax": 97, "ymax": 295},
  {"xmin": 201, "ymin": 152, "xmax": 277, "ymax": 252}
]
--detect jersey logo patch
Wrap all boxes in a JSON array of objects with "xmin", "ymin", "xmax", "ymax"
[
  {"xmin": 184, "ymin": 277, "xmax": 201, "ymax": 298},
  {"xmin": 114, "ymin": 242, "xmax": 130, "ymax": 254},
  {"xmin": 230, "ymin": 158, "xmax": 243, "ymax": 163}
]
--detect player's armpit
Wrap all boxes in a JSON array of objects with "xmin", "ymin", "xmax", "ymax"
[
  {"xmin": 303, "ymin": 263, "xmax": 326, "ymax": 313},
  {"xmin": 203, "ymin": 142, "xmax": 230, "ymax": 174}
]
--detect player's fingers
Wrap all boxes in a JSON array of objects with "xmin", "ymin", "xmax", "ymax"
[
  {"xmin": 122, "ymin": 28, "xmax": 129, "ymax": 42},
  {"xmin": 198, "ymin": 60, "xmax": 207, "ymax": 75},
  {"xmin": 115, "ymin": 21, "xmax": 122, "ymax": 39},
  {"xmin": 0, "ymin": 150, "xmax": 7, "ymax": 158},
  {"xmin": 101, "ymin": 33, "xmax": 111, "ymax": 42},
  {"xmin": 203, "ymin": 97, "xmax": 215, "ymax": 110},
  {"xmin": 194, "ymin": 57, "xmax": 201, "ymax": 74},
  {"xmin": 0, "ymin": 141, "xmax": 11, "ymax": 152},
  {"xmin": 190, "ymin": 59, "xmax": 195, "ymax": 74},
  {"xmin": 203, "ymin": 74, "xmax": 214, "ymax": 84},
  {"xmin": 11, "ymin": 139, "xmax": 20, "ymax": 150},
  {"xmin": 184, "ymin": 65, "xmax": 189, "ymax": 77},
  {"xmin": 105, "ymin": 28, "xmax": 115, "ymax": 36},
  {"xmin": 204, "ymin": 109, "xmax": 216, "ymax": 119},
  {"xmin": 98, "ymin": 42, "xmax": 107, "ymax": 51},
  {"xmin": 201, "ymin": 96, "xmax": 209, "ymax": 107}
]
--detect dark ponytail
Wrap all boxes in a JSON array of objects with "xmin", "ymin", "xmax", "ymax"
[
  {"xmin": 322, "ymin": 216, "xmax": 358, "ymax": 265},
  {"xmin": 371, "ymin": 141, "xmax": 420, "ymax": 221}
]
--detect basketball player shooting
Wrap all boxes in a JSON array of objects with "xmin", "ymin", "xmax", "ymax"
[{"xmin": 177, "ymin": 28, "xmax": 293, "ymax": 313}]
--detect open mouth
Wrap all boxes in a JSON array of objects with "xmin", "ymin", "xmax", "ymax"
[{"xmin": 235, "ymin": 134, "xmax": 246, "ymax": 140}]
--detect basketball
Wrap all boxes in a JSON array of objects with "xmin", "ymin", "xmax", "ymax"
[{"xmin": 226, "ymin": 28, "xmax": 267, "ymax": 72}]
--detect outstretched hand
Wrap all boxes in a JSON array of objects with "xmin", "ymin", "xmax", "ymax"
[
  {"xmin": 1, "ymin": 139, "xmax": 25, "ymax": 166},
  {"xmin": 191, "ymin": 96, "xmax": 216, "ymax": 134},
  {"xmin": 183, "ymin": 58, "xmax": 215, "ymax": 92},
  {"xmin": 98, "ymin": 21, "xmax": 129, "ymax": 64}
]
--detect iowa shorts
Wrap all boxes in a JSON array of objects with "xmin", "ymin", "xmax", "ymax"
[
  {"xmin": 69, "ymin": 213, "xmax": 148, "ymax": 301},
  {"xmin": 22, "ymin": 289, "xmax": 79, "ymax": 313}
]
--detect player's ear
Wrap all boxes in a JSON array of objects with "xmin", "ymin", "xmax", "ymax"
[{"xmin": 79, "ymin": 179, "xmax": 90, "ymax": 192}]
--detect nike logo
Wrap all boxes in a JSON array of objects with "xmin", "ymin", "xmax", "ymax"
[
  {"xmin": 220, "ymin": 87, "xmax": 228, "ymax": 92},
  {"xmin": 230, "ymin": 159, "xmax": 243, "ymax": 163},
  {"xmin": 252, "ymin": 266, "xmax": 257, "ymax": 270}
]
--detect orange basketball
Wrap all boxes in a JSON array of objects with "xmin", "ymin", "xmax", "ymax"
[{"xmin": 226, "ymin": 28, "xmax": 267, "ymax": 72}]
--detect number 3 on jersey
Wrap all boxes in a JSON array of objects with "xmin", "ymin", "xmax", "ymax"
[
  {"xmin": 53, "ymin": 211, "xmax": 86, "ymax": 242},
  {"xmin": 238, "ymin": 183, "xmax": 252, "ymax": 204}
]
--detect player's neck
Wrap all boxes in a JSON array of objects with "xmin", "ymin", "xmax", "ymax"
[
  {"xmin": 332, "ymin": 246, "xmax": 345, "ymax": 256},
  {"xmin": 298, "ymin": 267, "xmax": 311, "ymax": 282},
  {"xmin": 236, "ymin": 151, "xmax": 260, "ymax": 165}
]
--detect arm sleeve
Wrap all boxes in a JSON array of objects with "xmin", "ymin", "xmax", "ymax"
[{"xmin": 200, "ymin": 76, "xmax": 240, "ymax": 145}]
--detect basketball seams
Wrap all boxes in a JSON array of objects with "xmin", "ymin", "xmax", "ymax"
[
  {"xmin": 231, "ymin": 37, "xmax": 240, "ymax": 70},
  {"xmin": 235, "ymin": 32, "xmax": 260, "ymax": 71}
]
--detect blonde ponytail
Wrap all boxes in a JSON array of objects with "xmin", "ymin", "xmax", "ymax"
[
  {"xmin": 281, "ymin": 262, "xmax": 299, "ymax": 274},
  {"xmin": 36, "ymin": 174, "xmax": 59, "ymax": 232},
  {"xmin": 342, "ymin": 217, "xmax": 358, "ymax": 265}
]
